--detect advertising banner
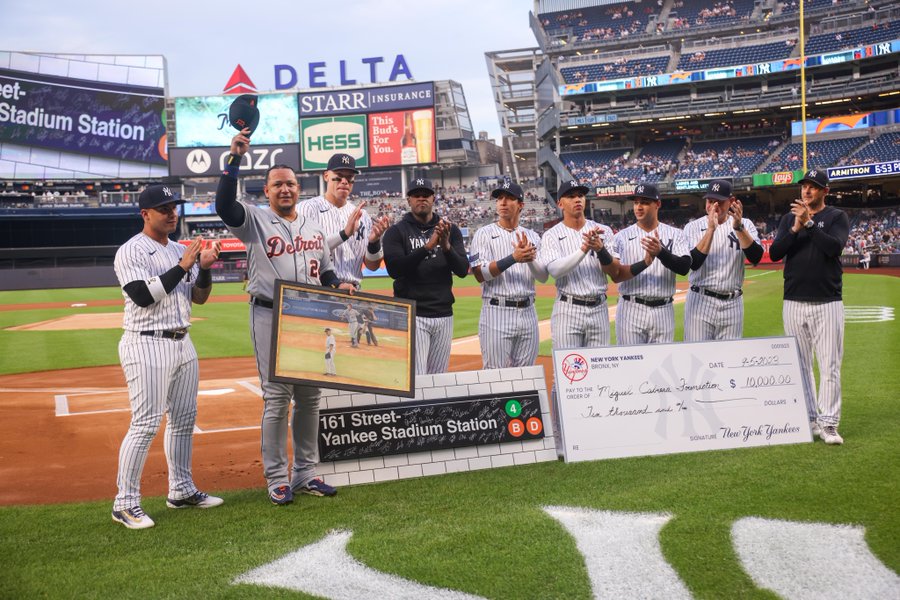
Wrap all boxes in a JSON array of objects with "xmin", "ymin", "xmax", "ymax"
[
  {"xmin": 552, "ymin": 337, "xmax": 810, "ymax": 463},
  {"xmin": 353, "ymin": 170, "xmax": 403, "ymax": 197},
  {"xmin": 0, "ymin": 68, "xmax": 166, "ymax": 164},
  {"xmin": 673, "ymin": 178, "xmax": 727, "ymax": 193},
  {"xmin": 368, "ymin": 108, "xmax": 435, "ymax": 167},
  {"xmin": 168, "ymin": 144, "xmax": 300, "ymax": 177},
  {"xmin": 297, "ymin": 82, "xmax": 434, "ymax": 117},
  {"xmin": 300, "ymin": 115, "xmax": 368, "ymax": 171},
  {"xmin": 828, "ymin": 161, "xmax": 900, "ymax": 180},
  {"xmin": 752, "ymin": 170, "xmax": 805, "ymax": 187},
  {"xmin": 174, "ymin": 93, "xmax": 299, "ymax": 147}
]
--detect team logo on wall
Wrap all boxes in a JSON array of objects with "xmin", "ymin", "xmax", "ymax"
[{"xmin": 300, "ymin": 115, "xmax": 368, "ymax": 171}]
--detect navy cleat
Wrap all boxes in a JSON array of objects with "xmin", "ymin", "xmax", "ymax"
[
  {"xmin": 296, "ymin": 477, "xmax": 337, "ymax": 497},
  {"xmin": 166, "ymin": 491, "xmax": 224, "ymax": 509},
  {"xmin": 269, "ymin": 485, "xmax": 294, "ymax": 505}
]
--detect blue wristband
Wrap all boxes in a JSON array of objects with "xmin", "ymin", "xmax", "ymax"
[{"xmin": 497, "ymin": 254, "xmax": 516, "ymax": 273}]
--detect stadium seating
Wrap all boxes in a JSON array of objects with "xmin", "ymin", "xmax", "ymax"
[
  {"xmin": 560, "ymin": 56, "xmax": 670, "ymax": 83},
  {"xmin": 847, "ymin": 132, "xmax": 900, "ymax": 164},
  {"xmin": 676, "ymin": 136, "xmax": 781, "ymax": 179},
  {"xmin": 563, "ymin": 140, "xmax": 684, "ymax": 186},
  {"xmin": 804, "ymin": 22, "xmax": 900, "ymax": 56},
  {"xmin": 768, "ymin": 136, "xmax": 868, "ymax": 172},
  {"xmin": 538, "ymin": 2, "xmax": 649, "ymax": 43},
  {"xmin": 677, "ymin": 40, "xmax": 795, "ymax": 71},
  {"xmin": 668, "ymin": 0, "xmax": 755, "ymax": 30},
  {"xmin": 779, "ymin": 0, "xmax": 849, "ymax": 16}
]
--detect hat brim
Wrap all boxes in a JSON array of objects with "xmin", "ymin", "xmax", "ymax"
[
  {"xmin": 407, "ymin": 187, "xmax": 435, "ymax": 196},
  {"xmin": 141, "ymin": 198, "xmax": 186, "ymax": 210},
  {"xmin": 491, "ymin": 189, "xmax": 524, "ymax": 201},
  {"xmin": 328, "ymin": 166, "xmax": 361, "ymax": 175},
  {"xmin": 703, "ymin": 193, "xmax": 731, "ymax": 201},
  {"xmin": 628, "ymin": 194, "xmax": 659, "ymax": 201},
  {"xmin": 560, "ymin": 185, "xmax": 590, "ymax": 197},
  {"xmin": 799, "ymin": 177, "xmax": 827, "ymax": 188}
]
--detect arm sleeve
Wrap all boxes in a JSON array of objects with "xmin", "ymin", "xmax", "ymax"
[
  {"xmin": 808, "ymin": 211, "xmax": 850, "ymax": 258},
  {"xmin": 320, "ymin": 269, "xmax": 340, "ymax": 287},
  {"xmin": 690, "ymin": 248, "xmax": 708, "ymax": 270},
  {"xmin": 768, "ymin": 215, "xmax": 795, "ymax": 262},
  {"xmin": 444, "ymin": 226, "xmax": 470, "ymax": 277},
  {"xmin": 742, "ymin": 242, "xmax": 764, "ymax": 265},
  {"xmin": 122, "ymin": 265, "xmax": 187, "ymax": 307},
  {"xmin": 657, "ymin": 247, "xmax": 691, "ymax": 275},
  {"xmin": 546, "ymin": 248, "xmax": 587, "ymax": 279},
  {"xmin": 382, "ymin": 226, "xmax": 429, "ymax": 278},
  {"xmin": 215, "ymin": 174, "xmax": 245, "ymax": 228}
]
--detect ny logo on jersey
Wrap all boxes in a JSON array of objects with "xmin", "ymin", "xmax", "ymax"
[
  {"xmin": 663, "ymin": 238, "xmax": 674, "ymax": 251},
  {"xmin": 355, "ymin": 223, "xmax": 366, "ymax": 241},
  {"xmin": 728, "ymin": 232, "xmax": 740, "ymax": 250}
]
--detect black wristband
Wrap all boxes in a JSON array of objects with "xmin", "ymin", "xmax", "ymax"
[
  {"xmin": 496, "ymin": 254, "xmax": 516, "ymax": 273},
  {"xmin": 597, "ymin": 247, "xmax": 613, "ymax": 266},
  {"xmin": 339, "ymin": 230, "xmax": 350, "ymax": 242},
  {"xmin": 630, "ymin": 260, "xmax": 648, "ymax": 276},
  {"xmin": 226, "ymin": 153, "xmax": 241, "ymax": 166},
  {"xmin": 733, "ymin": 223, "xmax": 744, "ymax": 232},
  {"xmin": 367, "ymin": 240, "xmax": 382, "ymax": 253},
  {"xmin": 195, "ymin": 268, "xmax": 211, "ymax": 288}
]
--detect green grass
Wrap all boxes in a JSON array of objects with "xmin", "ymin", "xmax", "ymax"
[{"xmin": 0, "ymin": 270, "xmax": 898, "ymax": 598}]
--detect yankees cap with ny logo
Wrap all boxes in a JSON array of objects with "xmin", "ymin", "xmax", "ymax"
[{"xmin": 326, "ymin": 153, "xmax": 361, "ymax": 174}]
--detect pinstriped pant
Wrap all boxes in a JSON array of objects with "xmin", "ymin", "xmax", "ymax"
[
  {"xmin": 684, "ymin": 290, "xmax": 743, "ymax": 341},
  {"xmin": 479, "ymin": 303, "xmax": 539, "ymax": 369},
  {"xmin": 615, "ymin": 299, "xmax": 675, "ymax": 345},
  {"xmin": 114, "ymin": 332, "xmax": 199, "ymax": 511},
  {"xmin": 783, "ymin": 299, "xmax": 844, "ymax": 425},
  {"xmin": 415, "ymin": 315, "xmax": 453, "ymax": 375},
  {"xmin": 551, "ymin": 300, "xmax": 611, "ymax": 350}
]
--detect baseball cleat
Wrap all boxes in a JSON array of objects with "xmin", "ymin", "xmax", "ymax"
[
  {"xmin": 819, "ymin": 425, "xmax": 844, "ymax": 445},
  {"xmin": 810, "ymin": 420, "xmax": 822, "ymax": 438},
  {"xmin": 296, "ymin": 477, "xmax": 337, "ymax": 497},
  {"xmin": 166, "ymin": 491, "xmax": 224, "ymax": 509},
  {"xmin": 269, "ymin": 485, "xmax": 294, "ymax": 505},
  {"xmin": 112, "ymin": 506, "xmax": 155, "ymax": 529}
]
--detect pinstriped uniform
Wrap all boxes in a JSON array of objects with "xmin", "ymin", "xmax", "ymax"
[
  {"xmin": 299, "ymin": 195, "xmax": 372, "ymax": 286},
  {"xmin": 470, "ymin": 223, "xmax": 542, "ymax": 368},
  {"xmin": 226, "ymin": 200, "xmax": 333, "ymax": 493},
  {"xmin": 683, "ymin": 217, "xmax": 759, "ymax": 341},
  {"xmin": 113, "ymin": 233, "xmax": 200, "ymax": 511},
  {"xmin": 415, "ymin": 315, "xmax": 454, "ymax": 374},
  {"xmin": 325, "ymin": 334, "xmax": 336, "ymax": 375},
  {"xmin": 612, "ymin": 223, "xmax": 689, "ymax": 345},
  {"xmin": 539, "ymin": 220, "xmax": 614, "ymax": 349}
]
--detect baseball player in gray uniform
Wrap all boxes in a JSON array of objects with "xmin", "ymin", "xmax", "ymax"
[
  {"xmin": 683, "ymin": 179, "xmax": 764, "ymax": 341},
  {"xmin": 324, "ymin": 328, "xmax": 337, "ymax": 376},
  {"xmin": 216, "ymin": 129, "xmax": 354, "ymax": 505},
  {"xmin": 340, "ymin": 303, "xmax": 361, "ymax": 348},
  {"xmin": 770, "ymin": 169, "xmax": 849, "ymax": 445},
  {"xmin": 297, "ymin": 153, "xmax": 391, "ymax": 289},
  {"xmin": 470, "ymin": 180, "xmax": 548, "ymax": 368},
  {"xmin": 611, "ymin": 183, "xmax": 691, "ymax": 345},
  {"xmin": 112, "ymin": 185, "xmax": 223, "ymax": 529}
]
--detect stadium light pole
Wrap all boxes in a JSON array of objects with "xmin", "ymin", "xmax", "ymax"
[{"xmin": 800, "ymin": 0, "xmax": 808, "ymax": 172}]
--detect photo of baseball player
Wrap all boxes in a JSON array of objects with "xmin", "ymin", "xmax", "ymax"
[
  {"xmin": 216, "ymin": 128, "xmax": 355, "ymax": 506},
  {"xmin": 383, "ymin": 177, "xmax": 469, "ymax": 375},
  {"xmin": 298, "ymin": 152, "xmax": 391, "ymax": 291},
  {"xmin": 111, "ymin": 185, "xmax": 223, "ymax": 529},
  {"xmin": 324, "ymin": 328, "xmax": 336, "ymax": 376},
  {"xmin": 769, "ymin": 168, "xmax": 849, "ymax": 445},
  {"xmin": 611, "ymin": 183, "xmax": 691, "ymax": 345},
  {"xmin": 361, "ymin": 305, "xmax": 378, "ymax": 346},
  {"xmin": 470, "ymin": 180, "xmax": 548, "ymax": 368},
  {"xmin": 683, "ymin": 179, "xmax": 764, "ymax": 341},
  {"xmin": 339, "ymin": 303, "xmax": 361, "ymax": 348}
]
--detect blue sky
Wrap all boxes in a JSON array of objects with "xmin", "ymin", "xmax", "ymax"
[{"xmin": 5, "ymin": 0, "xmax": 539, "ymax": 142}]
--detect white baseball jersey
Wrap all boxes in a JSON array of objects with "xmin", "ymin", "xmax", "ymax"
[
  {"xmin": 683, "ymin": 217, "xmax": 759, "ymax": 292},
  {"xmin": 299, "ymin": 195, "xmax": 372, "ymax": 286},
  {"xmin": 469, "ymin": 223, "xmax": 543, "ymax": 299},
  {"xmin": 114, "ymin": 233, "xmax": 198, "ymax": 331},
  {"xmin": 539, "ymin": 220, "xmax": 616, "ymax": 297},
  {"xmin": 612, "ymin": 223, "xmax": 689, "ymax": 298},
  {"xmin": 225, "ymin": 200, "xmax": 332, "ymax": 300}
]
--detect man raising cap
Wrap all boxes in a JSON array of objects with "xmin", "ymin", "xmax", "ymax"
[
  {"xmin": 683, "ymin": 179, "xmax": 764, "ymax": 341},
  {"xmin": 470, "ymin": 180, "xmax": 548, "ymax": 368},
  {"xmin": 770, "ymin": 168, "xmax": 849, "ymax": 445},
  {"xmin": 382, "ymin": 177, "xmax": 469, "ymax": 374},
  {"xmin": 298, "ymin": 152, "xmax": 391, "ymax": 291}
]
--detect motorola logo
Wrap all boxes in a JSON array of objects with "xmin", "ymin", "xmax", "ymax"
[{"xmin": 186, "ymin": 149, "xmax": 212, "ymax": 174}]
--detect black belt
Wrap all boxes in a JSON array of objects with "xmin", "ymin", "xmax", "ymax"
[
  {"xmin": 489, "ymin": 297, "xmax": 532, "ymax": 308},
  {"xmin": 690, "ymin": 286, "xmax": 743, "ymax": 300},
  {"xmin": 622, "ymin": 295, "xmax": 673, "ymax": 307},
  {"xmin": 560, "ymin": 293, "xmax": 606, "ymax": 307},
  {"xmin": 251, "ymin": 296, "xmax": 274, "ymax": 309},
  {"xmin": 140, "ymin": 328, "xmax": 188, "ymax": 341}
]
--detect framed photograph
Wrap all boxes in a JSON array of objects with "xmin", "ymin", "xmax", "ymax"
[{"xmin": 269, "ymin": 279, "xmax": 416, "ymax": 397}]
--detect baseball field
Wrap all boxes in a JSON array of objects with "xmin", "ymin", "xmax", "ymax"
[{"xmin": 0, "ymin": 269, "xmax": 897, "ymax": 598}]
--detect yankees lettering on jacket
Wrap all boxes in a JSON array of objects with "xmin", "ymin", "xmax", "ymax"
[{"xmin": 266, "ymin": 233, "xmax": 325, "ymax": 257}]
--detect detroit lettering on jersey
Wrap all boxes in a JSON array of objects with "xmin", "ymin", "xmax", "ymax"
[
  {"xmin": 266, "ymin": 233, "xmax": 325, "ymax": 258},
  {"xmin": 612, "ymin": 223, "xmax": 690, "ymax": 298}
]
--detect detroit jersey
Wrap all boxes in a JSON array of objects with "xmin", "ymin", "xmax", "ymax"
[
  {"xmin": 226, "ymin": 200, "xmax": 332, "ymax": 301},
  {"xmin": 683, "ymin": 217, "xmax": 759, "ymax": 291},
  {"xmin": 298, "ymin": 195, "xmax": 372, "ymax": 286},
  {"xmin": 539, "ymin": 220, "xmax": 615, "ymax": 297},
  {"xmin": 612, "ymin": 223, "xmax": 689, "ymax": 297},
  {"xmin": 114, "ymin": 233, "xmax": 198, "ymax": 332},
  {"xmin": 469, "ymin": 223, "xmax": 542, "ymax": 299}
]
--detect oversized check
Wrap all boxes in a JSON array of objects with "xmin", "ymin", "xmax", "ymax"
[{"xmin": 552, "ymin": 337, "xmax": 812, "ymax": 462}]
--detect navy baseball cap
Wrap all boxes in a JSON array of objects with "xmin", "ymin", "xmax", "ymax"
[
  {"xmin": 139, "ymin": 185, "xmax": 184, "ymax": 210},
  {"xmin": 629, "ymin": 182, "xmax": 660, "ymax": 201},
  {"xmin": 326, "ymin": 153, "xmax": 360, "ymax": 174},
  {"xmin": 704, "ymin": 179, "xmax": 733, "ymax": 201},
  {"xmin": 800, "ymin": 168, "xmax": 829, "ymax": 189},
  {"xmin": 491, "ymin": 181, "xmax": 524, "ymax": 201},
  {"xmin": 228, "ymin": 94, "xmax": 260, "ymax": 136},
  {"xmin": 558, "ymin": 180, "xmax": 590, "ymax": 198},
  {"xmin": 407, "ymin": 177, "xmax": 435, "ymax": 196}
]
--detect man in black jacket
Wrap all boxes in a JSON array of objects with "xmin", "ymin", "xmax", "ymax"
[
  {"xmin": 769, "ymin": 168, "xmax": 849, "ymax": 445},
  {"xmin": 383, "ymin": 178, "xmax": 469, "ymax": 374}
]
